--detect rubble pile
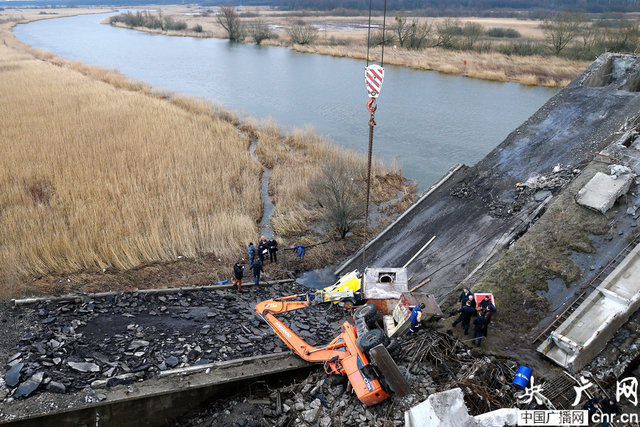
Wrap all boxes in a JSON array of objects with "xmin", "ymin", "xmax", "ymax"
[
  {"xmin": 174, "ymin": 329, "xmax": 519, "ymax": 426},
  {"xmin": 450, "ymin": 164, "xmax": 581, "ymax": 218},
  {"xmin": 1, "ymin": 284, "xmax": 342, "ymax": 402},
  {"xmin": 588, "ymin": 307, "xmax": 640, "ymax": 381}
]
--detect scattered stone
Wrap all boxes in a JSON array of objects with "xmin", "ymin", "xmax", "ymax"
[
  {"xmin": 67, "ymin": 362, "xmax": 100, "ymax": 373},
  {"xmin": 166, "ymin": 356, "xmax": 179, "ymax": 368},
  {"xmin": 5, "ymin": 362, "xmax": 24, "ymax": 388},
  {"xmin": 128, "ymin": 340, "xmax": 150, "ymax": 350},
  {"xmin": 46, "ymin": 381, "xmax": 66, "ymax": 394},
  {"xmin": 13, "ymin": 372, "xmax": 43, "ymax": 399},
  {"xmin": 302, "ymin": 407, "xmax": 320, "ymax": 423}
]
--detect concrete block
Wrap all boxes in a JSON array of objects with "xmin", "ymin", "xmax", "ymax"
[
  {"xmin": 538, "ymin": 243, "xmax": 640, "ymax": 371},
  {"xmin": 404, "ymin": 388, "xmax": 518, "ymax": 427},
  {"xmin": 404, "ymin": 388, "xmax": 475, "ymax": 427},
  {"xmin": 474, "ymin": 408, "xmax": 518, "ymax": 426},
  {"xmin": 576, "ymin": 171, "xmax": 633, "ymax": 213}
]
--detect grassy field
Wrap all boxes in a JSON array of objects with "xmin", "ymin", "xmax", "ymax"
[
  {"xmin": 0, "ymin": 9, "xmax": 411, "ymax": 297},
  {"xmin": 113, "ymin": 5, "xmax": 591, "ymax": 87}
]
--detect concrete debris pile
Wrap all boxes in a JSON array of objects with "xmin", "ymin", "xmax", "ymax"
[
  {"xmin": 588, "ymin": 306, "xmax": 640, "ymax": 380},
  {"xmin": 450, "ymin": 164, "xmax": 580, "ymax": 218},
  {"xmin": 173, "ymin": 329, "xmax": 519, "ymax": 427},
  {"xmin": 1, "ymin": 284, "xmax": 342, "ymax": 402}
]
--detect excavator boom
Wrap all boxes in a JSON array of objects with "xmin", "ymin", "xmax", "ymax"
[{"xmin": 255, "ymin": 294, "xmax": 390, "ymax": 406}]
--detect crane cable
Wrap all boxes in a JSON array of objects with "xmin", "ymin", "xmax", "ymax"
[{"xmin": 362, "ymin": 0, "xmax": 388, "ymax": 272}]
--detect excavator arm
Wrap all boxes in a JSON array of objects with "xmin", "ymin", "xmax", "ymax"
[{"xmin": 255, "ymin": 294, "xmax": 390, "ymax": 406}]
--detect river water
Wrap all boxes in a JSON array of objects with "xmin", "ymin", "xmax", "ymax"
[{"xmin": 14, "ymin": 13, "xmax": 555, "ymax": 189}]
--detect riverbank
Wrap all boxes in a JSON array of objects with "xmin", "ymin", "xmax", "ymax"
[
  {"xmin": 0, "ymin": 8, "xmax": 415, "ymax": 298},
  {"xmin": 105, "ymin": 5, "xmax": 590, "ymax": 87}
]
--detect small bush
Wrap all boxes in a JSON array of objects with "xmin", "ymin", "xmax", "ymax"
[
  {"xmin": 288, "ymin": 20, "xmax": 318, "ymax": 45},
  {"xmin": 328, "ymin": 36, "xmax": 353, "ymax": 46},
  {"xmin": 192, "ymin": 24, "xmax": 203, "ymax": 33},
  {"xmin": 485, "ymin": 27, "xmax": 521, "ymax": 38},
  {"xmin": 368, "ymin": 30, "xmax": 395, "ymax": 47},
  {"xmin": 497, "ymin": 40, "xmax": 545, "ymax": 56},
  {"xmin": 109, "ymin": 11, "xmax": 188, "ymax": 32}
]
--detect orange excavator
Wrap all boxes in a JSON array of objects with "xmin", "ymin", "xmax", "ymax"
[{"xmin": 255, "ymin": 293, "xmax": 409, "ymax": 406}]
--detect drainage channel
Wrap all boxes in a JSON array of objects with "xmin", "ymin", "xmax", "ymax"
[
  {"xmin": 2, "ymin": 352, "xmax": 312, "ymax": 427},
  {"xmin": 249, "ymin": 140, "xmax": 274, "ymax": 238}
]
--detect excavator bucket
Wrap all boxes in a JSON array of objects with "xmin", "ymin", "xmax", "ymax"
[{"xmin": 369, "ymin": 344, "xmax": 411, "ymax": 397}]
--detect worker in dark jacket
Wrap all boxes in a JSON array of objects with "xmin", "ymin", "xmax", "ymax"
[
  {"xmin": 452, "ymin": 301, "xmax": 475, "ymax": 335},
  {"xmin": 233, "ymin": 261, "xmax": 244, "ymax": 292},
  {"xmin": 478, "ymin": 296, "xmax": 496, "ymax": 336},
  {"xmin": 268, "ymin": 238, "xmax": 278, "ymax": 264},
  {"xmin": 582, "ymin": 397, "xmax": 599, "ymax": 422},
  {"xmin": 407, "ymin": 303, "xmax": 425, "ymax": 335},
  {"xmin": 248, "ymin": 243, "xmax": 256, "ymax": 265},
  {"xmin": 459, "ymin": 288, "xmax": 473, "ymax": 308},
  {"xmin": 250, "ymin": 259, "xmax": 263, "ymax": 285},
  {"xmin": 472, "ymin": 312, "xmax": 488, "ymax": 346},
  {"xmin": 601, "ymin": 397, "xmax": 620, "ymax": 427},
  {"xmin": 258, "ymin": 237, "xmax": 268, "ymax": 263}
]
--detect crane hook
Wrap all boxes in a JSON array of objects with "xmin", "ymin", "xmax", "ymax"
[{"xmin": 366, "ymin": 98, "xmax": 377, "ymax": 113}]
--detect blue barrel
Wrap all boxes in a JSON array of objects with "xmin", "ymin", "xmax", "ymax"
[{"xmin": 513, "ymin": 366, "xmax": 532, "ymax": 390}]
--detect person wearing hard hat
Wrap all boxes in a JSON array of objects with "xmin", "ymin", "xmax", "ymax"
[{"xmin": 407, "ymin": 303, "xmax": 426, "ymax": 335}]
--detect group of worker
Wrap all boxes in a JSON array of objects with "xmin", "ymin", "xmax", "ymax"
[
  {"xmin": 232, "ymin": 236, "xmax": 279, "ymax": 292},
  {"xmin": 583, "ymin": 396, "xmax": 621, "ymax": 427},
  {"xmin": 451, "ymin": 288, "xmax": 495, "ymax": 347}
]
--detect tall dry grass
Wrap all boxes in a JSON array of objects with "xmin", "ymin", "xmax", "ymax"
[
  {"xmin": 251, "ymin": 119, "xmax": 407, "ymax": 238},
  {"xmin": 0, "ymin": 26, "xmax": 262, "ymax": 291},
  {"xmin": 291, "ymin": 43, "xmax": 587, "ymax": 87}
]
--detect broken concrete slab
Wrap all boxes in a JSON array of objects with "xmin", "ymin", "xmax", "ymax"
[
  {"xmin": 404, "ymin": 388, "xmax": 475, "ymax": 427},
  {"xmin": 576, "ymin": 171, "xmax": 634, "ymax": 213},
  {"xmin": 404, "ymin": 387, "xmax": 518, "ymax": 427},
  {"xmin": 538, "ymin": 241, "xmax": 640, "ymax": 371},
  {"xmin": 474, "ymin": 408, "xmax": 518, "ymax": 426},
  {"xmin": 13, "ymin": 371, "xmax": 43, "ymax": 399}
]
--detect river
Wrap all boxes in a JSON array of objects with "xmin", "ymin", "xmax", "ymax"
[{"xmin": 14, "ymin": 13, "xmax": 555, "ymax": 189}]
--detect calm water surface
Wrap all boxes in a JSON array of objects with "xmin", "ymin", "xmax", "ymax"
[{"xmin": 15, "ymin": 13, "xmax": 555, "ymax": 189}]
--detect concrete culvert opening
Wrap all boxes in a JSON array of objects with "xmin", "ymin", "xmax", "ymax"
[
  {"xmin": 582, "ymin": 56, "xmax": 638, "ymax": 88},
  {"xmin": 378, "ymin": 272, "xmax": 396, "ymax": 283}
]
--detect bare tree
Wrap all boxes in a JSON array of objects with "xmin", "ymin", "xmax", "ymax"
[
  {"xmin": 461, "ymin": 22, "xmax": 484, "ymax": 50},
  {"xmin": 394, "ymin": 15, "xmax": 411, "ymax": 48},
  {"xmin": 248, "ymin": 19, "xmax": 275, "ymax": 45},
  {"xmin": 393, "ymin": 16, "xmax": 431, "ymax": 49},
  {"xmin": 435, "ymin": 18, "xmax": 460, "ymax": 49},
  {"xmin": 312, "ymin": 161, "xmax": 363, "ymax": 239},
  {"xmin": 287, "ymin": 20, "xmax": 318, "ymax": 45},
  {"xmin": 543, "ymin": 13, "xmax": 582, "ymax": 55},
  {"xmin": 217, "ymin": 6, "xmax": 245, "ymax": 42}
]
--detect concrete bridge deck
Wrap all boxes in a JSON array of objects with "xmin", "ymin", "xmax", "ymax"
[{"xmin": 336, "ymin": 53, "xmax": 640, "ymax": 303}]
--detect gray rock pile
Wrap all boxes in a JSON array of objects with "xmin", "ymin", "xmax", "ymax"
[
  {"xmin": 2, "ymin": 283, "xmax": 342, "ymax": 401},
  {"xmin": 173, "ymin": 329, "xmax": 519, "ymax": 426}
]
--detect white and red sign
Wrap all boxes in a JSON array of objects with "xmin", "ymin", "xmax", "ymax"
[{"xmin": 365, "ymin": 64, "xmax": 384, "ymax": 99}]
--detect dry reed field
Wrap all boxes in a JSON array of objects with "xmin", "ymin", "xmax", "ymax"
[
  {"xmin": 292, "ymin": 44, "xmax": 581, "ymax": 87},
  {"xmin": 0, "ymin": 10, "xmax": 412, "ymax": 297},
  {"xmin": 0, "ymin": 17, "xmax": 263, "ymax": 295}
]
